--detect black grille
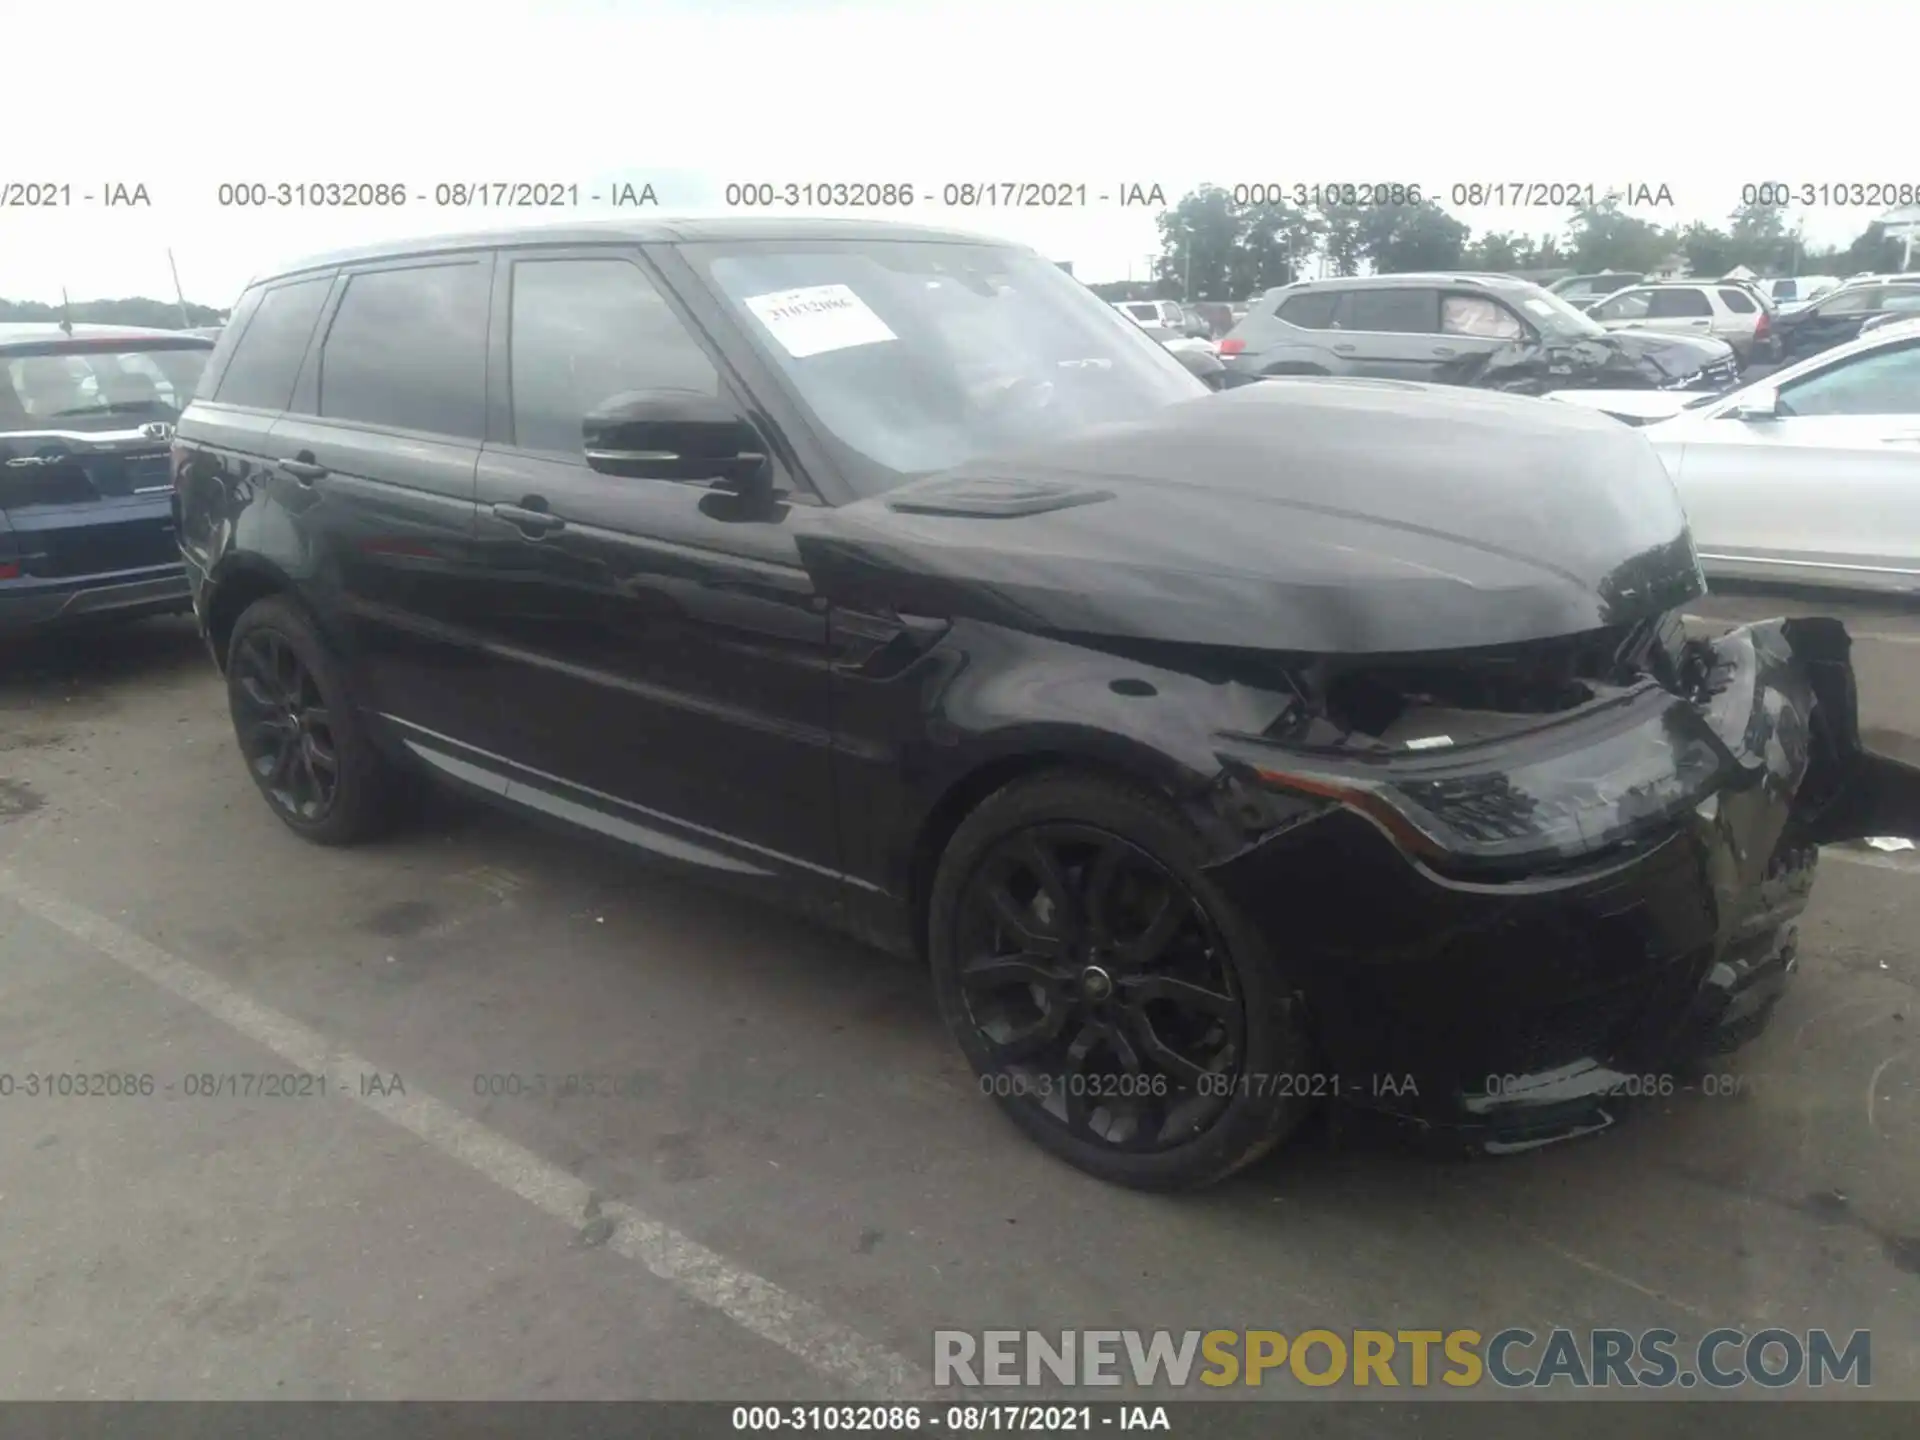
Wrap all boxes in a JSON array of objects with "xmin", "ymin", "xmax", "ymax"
[
  {"xmin": 1495, "ymin": 983, "xmax": 1649, "ymax": 1077},
  {"xmin": 1689, "ymin": 356, "xmax": 1740, "ymax": 391}
]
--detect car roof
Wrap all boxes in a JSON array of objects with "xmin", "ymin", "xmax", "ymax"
[
  {"xmin": 1277, "ymin": 272, "xmax": 1540, "ymax": 293},
  {"xmin": 0, "ymin": 322, "xmax": 215, "ymax": 352},
  {"xmin": 249, "ymin": 216, "xmax": 1032, "ymax": 286}
]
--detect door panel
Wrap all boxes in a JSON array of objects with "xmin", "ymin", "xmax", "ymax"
[
  {"xmin": 471, "ymin": 450, "xmax": 837, "ymax": 875},
  {"xmin": 1332, "ymin": 288, "xmax": 1444, "ymax": 380},
  {"xmin": 262, "ymin": 255, "xmax": 493, "ymax": 748},
  {"xmin": 266, "ymin": 414, "xmax": 486, "ymax": 740},
  {"xmin": 1668, "ymin": 416, "xmax": 1920, "ymax": 578},
  {"xmin": 465, "ymin": 245, "xmax": 840, "ymax": 887}
]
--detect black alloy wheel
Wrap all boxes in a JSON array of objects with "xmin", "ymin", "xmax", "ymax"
[
  {"xmin": 232, "ymin": 628, "xmax": 338, "ymax": 822},
  {"xmin": 224, "ymin": 594, "xmax": 409, "ymax": 845},
  {"xmin": 955, "ymin": 823, "xmax": 1242, "ymax": 1149},
  {"xmin": 929, "ymin": 771, "xmax": 1314, "ymax": 1190}
]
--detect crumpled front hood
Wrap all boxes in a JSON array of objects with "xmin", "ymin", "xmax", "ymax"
[
  {"xmin": 1454, "ymin": 328, "xmax": 1729, "ymax": 393},
  {"xmin": 797, "ymin": 378, "xmax": 1708, "ymax": 655}
]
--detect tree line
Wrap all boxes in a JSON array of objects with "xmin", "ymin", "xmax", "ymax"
[
  {"xmin": 1090, "ymin": 187, "xmax": 1913, "ymax": 304},
  {"xmin": 0, "ymin": 297, "xmax": 228, "ymax": 329}
]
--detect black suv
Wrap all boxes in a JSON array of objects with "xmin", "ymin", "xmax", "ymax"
[
  {"xmin": 174, "ymin": 219, "xmax": 1917, "ymax": 1190},
  {"xmin": 2, "ymin": 323, "xmax": 213, "ymax": 631}
]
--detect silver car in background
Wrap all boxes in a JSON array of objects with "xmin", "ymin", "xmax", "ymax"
[
  {"xmin": 1546, "ymin": 318, "xmax": 1920, "ymax": 593},
  {"xmin": 1586, "ymin": 281, "xmax": 1776, "ymax": 367}
]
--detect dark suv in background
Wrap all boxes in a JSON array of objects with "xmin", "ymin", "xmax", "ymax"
[
  {"xmin": 1, "ymin": 324, "xmax": 212, "ymax": 632},
  {"xmin": 1220, "ymin": 273, "xmax": 1741, "ymax": 394}
]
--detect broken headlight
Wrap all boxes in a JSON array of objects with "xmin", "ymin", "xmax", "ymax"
[{"xmin": 1226, "ymin": 690, "xmax": 1729, "ymax": 868}]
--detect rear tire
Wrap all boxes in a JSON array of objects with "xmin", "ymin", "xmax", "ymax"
[
  {"xmin": 225, "ymin": 595, "xmax": 411, "ymax": 846},
  {"xmin": 928, "ymin": 770, "xmax": 1315, "ymax": 1191}
]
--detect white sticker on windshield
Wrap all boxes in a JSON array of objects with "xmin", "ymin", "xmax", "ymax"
[
  {"xmin": 1523, "ymin": 298, "xmax": 1555, "ymax": 317},
  {"xmin": 742, "ymin": 284, "xmax": 897, "ymax": 358}
]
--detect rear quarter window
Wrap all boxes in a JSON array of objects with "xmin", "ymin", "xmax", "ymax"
[
  {"xmin": 214, "ymin": 276, "xmax": 334, "ymax": 411},
  {"xmin": 1718, "ymin": 288, "xmax": 1757, "ymax": 313},
  {"xmin": 1276, "ymin": 292, "xmax": 1339, "ymax": 329}
]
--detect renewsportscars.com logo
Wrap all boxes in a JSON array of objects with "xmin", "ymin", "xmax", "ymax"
[{"xmin": 933, "ymin": 1327, "xmax": 1872, "ymax": 1390}]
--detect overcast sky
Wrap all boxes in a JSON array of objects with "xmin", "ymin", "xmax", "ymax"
[{"xmin": 5, "ymin": 0, "xmax": 1908, "ymax": 306}]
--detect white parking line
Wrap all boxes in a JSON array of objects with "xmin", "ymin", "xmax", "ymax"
[{"xmin": 0, "ymin": 868, "xmax": 931, "ymax": 1401}]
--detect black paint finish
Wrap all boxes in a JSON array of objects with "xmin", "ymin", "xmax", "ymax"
[{"xmin": 172, "ymin": 219, "xmax": 1920, "ymax": 1150}]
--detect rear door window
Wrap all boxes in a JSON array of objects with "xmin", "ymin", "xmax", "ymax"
[
  {"xmin": 1593, "ymin": 288, "xmax": 1652, "ymax": 321},
  {"xmin": 1647, "ymin": 289, "xmax": 1713, "ymax": 318},
  {"xmin": 1818, "ymin": 287, "xmax": 1881, "ymax": 316},
  {"xmin": 1344, "ymin": 288, "xmax": 1439, "ymax": 334},
  {"xmin": 214, "ymin": 277, "xmax": 332, "ymax": 411},
  {"xmin": 1441, "ymin": 295, "xmax": 1525, "ymax": 340},
  {"xmin": 1277, "ymin": 292, "xmax": 1339, "ymax": 329},
  {"xmin": 317, "ymin": 261, "xmax": 490, "ymax": 438}
]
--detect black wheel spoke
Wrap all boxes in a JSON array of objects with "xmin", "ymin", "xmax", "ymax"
[
  {"xmin": 1016, "ymin": 835, "xmax": 1081, "ymax": 942},
  {"xmin": 304, "ymin": 733, "xmax": 339, "ymax": 776},
  {"xmin": 1121, "ymin": 973, "xmax": 1237, "ymax": 1019},
  {"xmin": 986, "ymin": 882, "xmax": 1069, "ymax": 960},
  {"xmin": 1103, "ymin": 1019, "xmax": 1144, "ymax": 1074},
  {"xmin": 1115, "ymin": 889, "xmax": 1186, "ymax": 969},
  {"xmin": 236, "ymin": 671, "xmax": 280, "ymax": 713},
  {"xmin": 1125, "ymin": 1007, "xmax": 1210, "ymax": 1086},
  {"xmin": 1061, "ymin": 1024, "xmax": 1099, "ymax": 1137},
  {"xmin": 1081, "ymin": 839, "xmax": 1128, "ymax": 948},
  {"xmin": 989, "ymin": 1000, "xmax": 1071, "ymax": 1062},
  {"xmin": 961, "ymin": 953, "xmax": 1068, "ymax": 992}
]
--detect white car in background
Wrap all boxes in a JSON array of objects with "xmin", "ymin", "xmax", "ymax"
[{"xmin": 1547, "ymin": 318, "xmax": 1920, "ymax": 593}]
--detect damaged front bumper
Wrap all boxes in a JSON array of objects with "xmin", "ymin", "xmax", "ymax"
[{"xmin": 1205, "ymin": 616, "xmax": 1920, "ymax": 1153}]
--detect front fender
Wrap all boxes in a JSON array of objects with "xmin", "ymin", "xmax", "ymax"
[{"xmin": 1776, "ymin": 616, "xmax": 1920, "ymax": 843}]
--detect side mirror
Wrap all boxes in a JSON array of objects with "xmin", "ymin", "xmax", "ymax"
[
  {"xmin": 583, "ymin": 390, "xmax": 771, "ymax": 496},
  {"xmin": 1728, "ymin": 386, "xmax": 1781, "ymax": 422}
]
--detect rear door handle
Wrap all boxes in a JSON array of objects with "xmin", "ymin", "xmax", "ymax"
[
  {"xmin": 1332, "ymin": 343, "xmax": 1356, "ymax": 354},
  {"xmin": 279, "ymin": 458, "xmax": 327, "ymax": 483},
  {"xmin": 492, "ymin": 502, "xmax": 566, "ymax": 536},
  {"xmin": 1433, "ymin": 346, "xmax": 1457, "ymax": 356}
]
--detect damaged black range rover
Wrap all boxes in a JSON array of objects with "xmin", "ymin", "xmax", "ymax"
[{"xmin": 172, "ymin": 219, "xmax": 1920, "ymax": 1190}]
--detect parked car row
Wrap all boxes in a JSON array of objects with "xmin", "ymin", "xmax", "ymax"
[
  {"xmin": 1217, "ymin": 272, "xmax": 1742, "ymax": 394},
  {"xmin": 1547, "ymin": 317, "xmax": 1920, "ymax": 594},
  {"xmin": 1, "ymin": 323, "xmax": 213, "ymax": 629}
]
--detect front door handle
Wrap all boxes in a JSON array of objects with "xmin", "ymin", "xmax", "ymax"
[
  {"xmin": 492, "ymin": 502, "xmax": 566, "ymax": 536},
  {"xmin": 1332, "ymin": 343, "xmax": 1356, "ymax": 354},
  {"xmin": 1433, "ymin": 345, "xmax": 1457, "ymax": 356},
  {"xmin": 279, "ymin": 457, "xmax": 327, "ymax": 484}
]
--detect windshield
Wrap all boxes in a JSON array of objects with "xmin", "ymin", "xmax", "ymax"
[
  {"xmin": 1, "ymin": 343, "xmax": 210, "ymax": 433},
  {"xmin": 1508, "ymin": 285, "xmax": 1609, "ymax": 339},
  {"xmin": 687, "ymin": 240, "xmax": 1206, "ymax": 496}
]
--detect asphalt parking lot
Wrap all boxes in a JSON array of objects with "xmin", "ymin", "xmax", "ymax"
[{"xmin": 2, "ymin": 586, "xmax": 1917, "ymax": 1413}]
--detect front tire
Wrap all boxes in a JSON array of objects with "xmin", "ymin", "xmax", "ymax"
[
  {"xmin": 225, "ymin": 594, "xmax": 409, "ymax": 845},
  {"xmin": 928, "ymin": 770, "xmax": 1314, "ymax": 1190}
]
